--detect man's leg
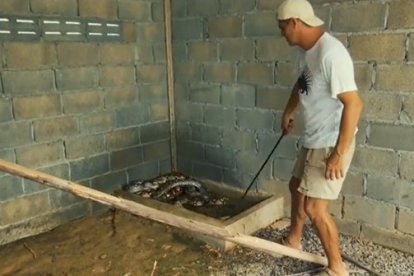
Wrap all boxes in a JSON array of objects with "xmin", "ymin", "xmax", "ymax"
[
  {"xmin": 285, "ymin": 176, "xmax": 307, "ymax": 249},
  {"xmin": 305, "ymin": 198, "xmax": 347, "ymax": 275}
]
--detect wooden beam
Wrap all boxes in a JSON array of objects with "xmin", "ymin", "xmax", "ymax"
[
  {"xmin": 0, "ymin": 159, "xmax": 327, "ymax": 266},
  {"xmin": 163, "ymin": 0, "xmax": 177, "ymax": 171}
]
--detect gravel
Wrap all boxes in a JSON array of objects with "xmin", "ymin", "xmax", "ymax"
[{"xmin": 210, "ymin": 223, "xmax": 414, "ymax": 276}]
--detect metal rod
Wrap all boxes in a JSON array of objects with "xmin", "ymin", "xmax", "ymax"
[{"xmin": 241, "ymin": 133, "xmax": 284, "ymax": 199}]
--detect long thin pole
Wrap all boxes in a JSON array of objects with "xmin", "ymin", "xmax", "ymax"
[
  {"xmin": 242, "ymin": 134, "xmax": 284, "ymax": 199},
  {"xmin": 0, "ymin": 159, "xmax": 327, "ymax": 266},
  {"xmin": 164, "ymin": 0, "xmax": 177, "ymax": 171}
]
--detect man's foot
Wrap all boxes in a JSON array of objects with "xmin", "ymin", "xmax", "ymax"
[
  {"xmin": 281, "ymin": 236, "xmax": 303, "ymax": 250},
  {"xmin": 313, "ymin": 265, "xmax": 348, "ymax": 276}
]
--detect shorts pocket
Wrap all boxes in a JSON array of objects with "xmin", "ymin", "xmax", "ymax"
[{"xmin": 305, "ymin": 148, "xmax": 329, "ymax": 169}]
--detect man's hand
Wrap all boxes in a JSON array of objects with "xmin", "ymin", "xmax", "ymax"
[
  {"xmin": 282, "ymin": 114, "xmax": 294, "ymax": 135},
  {"xmin": 325, "ymin": 150, "xmax": 344, "ymax": 180}
]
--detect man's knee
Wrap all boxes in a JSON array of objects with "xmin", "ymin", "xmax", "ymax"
[{"xmin": 304, "ymin": 199, "xmax": 329, "ymax": 221}]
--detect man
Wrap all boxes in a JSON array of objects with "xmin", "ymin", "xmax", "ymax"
[{"xmin": 277, "ymin": 0, "xmax": 363, "ymax": 275}]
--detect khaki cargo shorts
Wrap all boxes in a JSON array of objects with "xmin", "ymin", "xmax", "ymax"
[{"xmin": 292, "ymin": 138, "xmax": 356, "ymax": 200}]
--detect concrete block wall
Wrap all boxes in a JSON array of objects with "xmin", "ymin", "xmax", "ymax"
[
  {"xmin": 172, "ymin": 0, "xmax": 414, "ymax": 254},
  {"xmin": 0, "ymin": 0, "xmax": 170, "ymax": 245}
]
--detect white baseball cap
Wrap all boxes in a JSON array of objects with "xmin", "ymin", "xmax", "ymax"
[{"xmin": 277, "ymin": 0, "xmax": 324, "ymax": 27}]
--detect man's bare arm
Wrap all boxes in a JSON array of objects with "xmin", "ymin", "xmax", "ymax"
[{"xmin": 281, "ymin": 82, "xmax": 300, "ymax": 135}]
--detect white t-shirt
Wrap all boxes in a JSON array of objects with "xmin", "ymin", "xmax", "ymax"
[{"xmin": 297, "ymin": 32, "xmax": 357, "ymax": 148}]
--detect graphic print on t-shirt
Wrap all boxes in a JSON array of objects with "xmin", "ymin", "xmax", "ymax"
[{"xmin": 297, "ymin": 66, "xmax": 312, "ymax": 95}]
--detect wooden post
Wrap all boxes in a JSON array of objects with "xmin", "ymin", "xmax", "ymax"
[
  {"xmin": 0, "ymin": 159, "xmax": 327, "ymax": 266},
  {"xmin": 164, "ymin": 0, "xmax": 177, "ymax": 171}
]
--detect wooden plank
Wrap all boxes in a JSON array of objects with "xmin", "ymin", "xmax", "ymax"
[
  {"xmin": 163, "ymin": 0, "xmax": 177, "ymax": 171},
  {"xmin": 0, "ymin": 159, "xmax": 328, "ymax": 266}
]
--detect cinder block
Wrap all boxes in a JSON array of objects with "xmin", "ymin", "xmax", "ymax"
[
  {"xmin": 136, "ymin": 64, "xmax": 166, "ymax": 83},
  {"xmin": 344, "ymin": 195, "xmax": 396, "ymax": 230},
  {"xmin": 171, "ymin": 0, "xmax": 186, "ymax": 18},
  {"xmin": 208, "ymin": 16, "xmax": 242, "ymax": 38},
  {"xmin": 122, "ymin": 22, "xmax": 137, "ymax": 43},
  {"xmin": 31, "ymin": 0, "xmax": 77, "ymax": 16},
  {"xmin": 400, "ymin": 151, "xmax": 414, "ymax": 181},
  {"xmin": 5, "ymin": 43, "xmax": 56, "ymax": 69},
  {"xmin": 276, "ymin": 62, "xmax": 299, "ymax": 87},
  {"xmin": 0, "ymin": 192, "xmax": 50, "ymax": 226},
  {"xmin": 139, "ymin": 83, "xmax": 168, "ymax": 102},
  {"xmin": 189, "ymin": 83, "xmax": 220, "ymax": 104},
  {"xmin": 0, "ymin": 0, "xmax": 30, "ymax": 14},
  {"xmin": 361, "ymin": 224, "xmax": 414, "ymax": 255},
  {"xmin": 176, "ymin": 102, "xmax": 203, "ymax": 123},
  {"xmin": 24, "ymin": 163, "xmax": 69, "ymax": 194},
  {"xmin": 204, "ymin": 105, "xmax": 236, "ymax": 127},
  {"xmin": 127, "ymin": 161, "xmax": 159, "ymax": 182},
  {"xmin": 368, "ymin": 124, "xmax": 414, "ymax": 152},
  {"xmin": 174, "ymin": 62, "xmax": 202, "ymax": 82},
  {"xmin": 100, "ymin": 66, "xmax": 135, "ymax": 87},
  {"xmin": 388, "ymin": 0, "xmax": 414, "ymax": 29},
  {"xmin": 204, "ymin": 63, "xmax": 235, "ymax": 83},
  {"xmin": 57, "ymin": 43, "xmax": 99, "ymax": 66},
  {"xmin": 273, "ymin": 157, "xmax": 295, "ymax": 181},
  {"xmin": 256, "ymin": 38, "xmax": 297, "ymax": 61},
  {"xmin": 33, "ymin": 116, "xmax": 78, "ymax": 142},
  {"xmin": 56, "ymin": 67, "xmax": 98, "ymax": 91},
  {"xmin": 115, "ymin": 104, "xmax": 149, "ymax": 127},
  {"xmin": 79, "ymin": 111, "xmax": 114, "ymax": 134},
  {"xmin": 375, "ymin": 65, "xmax": 414, "ymax": 92},
  {"xmin": 65, "ymin": 134, "xmax": 105, "ymax": 159},
  {"xmin": 135, "ymin": 42, "xmax": 154, "ymax": 64},
  {"xmin": 237, "ymin": 62, "xmax": 274, "ymax": 85},
  {"xmin": 177, "ymin": 140, "xmax": 204, "ymax": 160},
  {"xmin": 3, "ymin": 70, "xmax": 54, "ymax": 96},
  {"xmin": 397, "ymin": 207, "xmax": 414, "ymax": 235},
  {"xmin": 237, "ymin": 108, "xmax": 274, "ymax": 130},
  {"xmin": 187, "ymin": 0, "xmax": 219, "ymax": 17},
  {"xmin": 142, "ymin": 140, "xmax": 170, "ymax": 161},
  {"xmin": 0, "ymin": 98, "xmax": 12, "ymax": 123},
  {"xmin": 140, "ymin": 121, "xmax": 170, "ymax": 143},
  {"xmin": 236, "ymin": 150, "xmax": 270, "ymax": 176},
  {"xmin": 257, "ymin": 133, "xmax": 296, "ymax": 159},
  {"xmin": 331, "ymin": 3, "xmax": 386, "ymax": 32},
  {"xmin": 257, "ymin": 0, "xmax": 284, "ymax": 11},
  {"xmin": 361, "ymin": 93, "xmax": 400, "ymax": 121},
  {"xmin": 106, "ymin": 127, "xmax": 140, "ymax": 150},
  {"xmin": 149, "ymin": 103, "xmax": 168, "ymax": 121},
  {"xmin": 366, "ymin": 175, "xmax": 400, "ymax": 204},
  {"xmin": 221, "ymin": 84, "xmax": 255, "ymax": 107},
  {"xmin": 118, "ymin": 0, "xmax": 151, "ymax": 21},
  {"xmin": 16, "ymin": 141, "xmax": 64, "ymax": 168},
  {"xmin": 341, "ymin": 170, "xmax": 364, "ymax": 196},
  {"xmin": 136, "ymin": 22, "xmax": 164, "ymax": 42},
  {"xmin": 349, "ymin": 34, "xmax": 405, "ymax": 62},
  {"xmin": 0, "ymin": 121, "xmax": 32, "ymax": 148},
  {"xmin": 63, "ymin": 90, "xmax": 102, "ymax": 114},
  {"xmin": 219, "ymin": 0, "xmax": 254, "ymax": 14},
  {"xmin": 256, "ymin": 86, "xmax": 290, "ymax": 111},
  {"xmin": 205, "ymin": 145, "xmax": 234, "ymax": 169},
  {"xmin": 0, "ymin": 175, "xmax": 23, "ymax": 202},
  {"xmin": 0, "ymin": 149, "xmax": 15, "ymax": 163},
  {"xmin": 188, "ymin": 41, "xmax": 217, "ymax": 62},
  {"xmin": 354, "ymin": 63, "xmax": 374, "ymax": 93},
  {"xmin": 222, "ymin": 128, "xmax": 256, "ymax": 151},
  {"xmin": 172, "ymin": 18, "xmax": 203, "ymax": 40},
  {"xmin": 219, "ymin": 38, "xmax": 254, "ymax": 61},
  {"xmin": 70, "ymin": 153, "xmax": 109, "ymax": 181},
  {"xmin": 153, "ymin": 43, "xmax": 166, "ymax": 63},
  {"xmin": 49, "ymin": 189, "xmax": 85, "ymax": 209},
  {"xmin": 244, "ymin": 13, "xmax": 279, "ymax": 37},
  {"xmin": 100, "ymin": 44, "xmax": 134, "ymax": 65},
  {"xmin": 353, "ymin": 146, "xmax": 398, "ymax": 177},
  {"xmin": 333, "ymin": 217, "xmax": 361, "ymax": 237},
  {"xmin": 91, "ymin": 171, "xmax": 126, "ymax": 193},
  {"xmin": 151, "ymin": 1, "xmax": 163, "ymax": 22},
  {"xmin": 79, "ymin": 0, "xmax": 117, "ymax": 20},
  {"xmin": 399, "ymin": 180, "xmax": 414, "ymax": 209},
  {"xmin": 105, "ymin": 86, "xmax": 138, "ymax": 108},
  {"xmin": 193, "ymin": 161, "xmax": 223, "ymax": 182},
  {"xmin": 190, "ymin": 123, "xmax": 221, "ymax": 145},
  {"xmin": 13, "ymin": 94, "xmax": 61, "ymax": 119}
]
